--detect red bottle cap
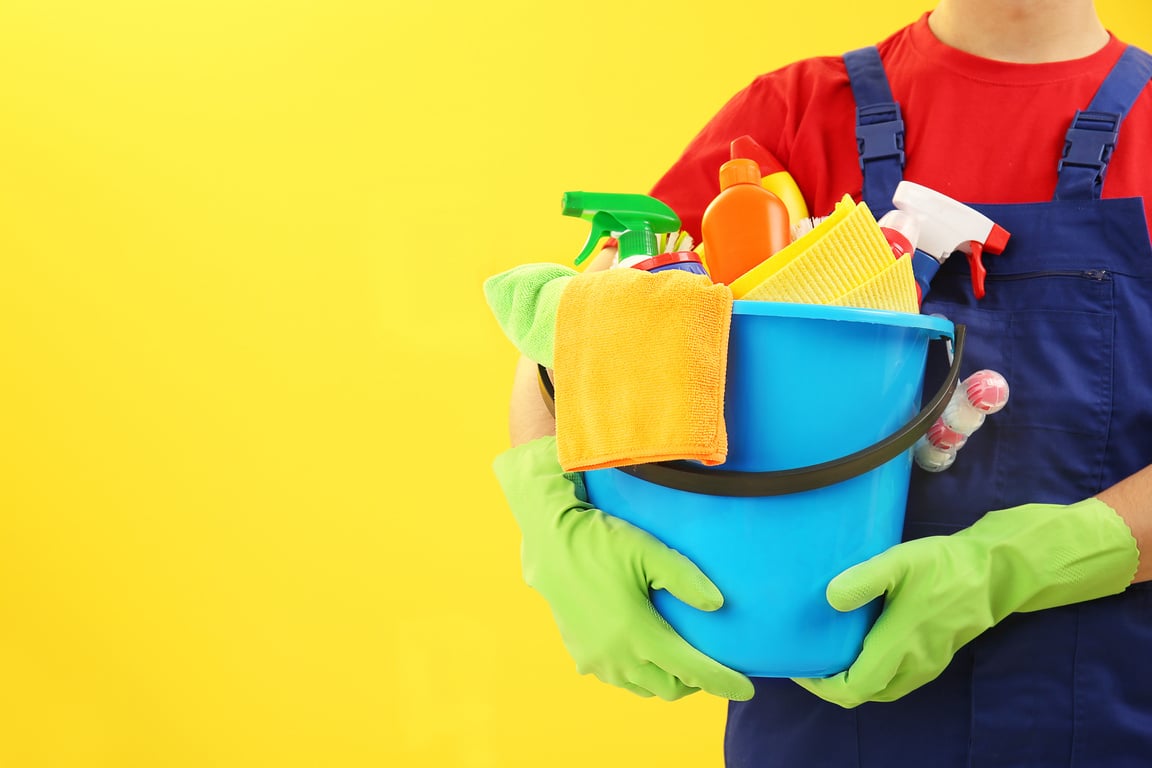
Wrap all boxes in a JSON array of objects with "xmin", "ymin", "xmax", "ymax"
[{"xmin": 628, "ymin": 251, "xmax": 703, "ymax": 272}]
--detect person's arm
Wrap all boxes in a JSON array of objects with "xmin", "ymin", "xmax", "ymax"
[{"xmin": 509, "ymin": 355, "xmax": 554, "ymax": 446}]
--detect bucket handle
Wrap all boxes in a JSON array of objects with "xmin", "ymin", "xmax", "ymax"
[{"xmin": 617, "ymin": 324, "xmax": 966, "ymax": 497}]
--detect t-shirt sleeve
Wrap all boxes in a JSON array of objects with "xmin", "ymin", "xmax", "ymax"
[{"xmin": 648, "ymin": 55, "xmax": 856, "ymax": 241}]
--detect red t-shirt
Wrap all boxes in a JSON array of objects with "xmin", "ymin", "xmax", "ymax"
[{"xmin": 650, "ymin": 12, "xmax": 1152, "ymax": 243}]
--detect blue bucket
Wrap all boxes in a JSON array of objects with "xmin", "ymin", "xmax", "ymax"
[{"xmin": 583, "ymin": 301, "xmax": 962, "ymax": 678}]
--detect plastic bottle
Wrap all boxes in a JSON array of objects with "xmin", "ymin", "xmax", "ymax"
[
  {"xmin": 700, "ymin": 159, "xmax": 791, "ymax": 285},
  {"xmin": 914, "ymin": 369, "xmax": 1010, "ymax": 472},
  {"xmin": 619, "ymin": 249, "xmax": 708, "ymax": 276},
  {"xmin": 890, "ymin": 181, "xmax": 1011, "ymax": 300},
  {"xmin": 728, "ymin": 135, "xmax": 810, "ymax": 226},
  {"xmin": 877, "ymin": 208, "xmax": 923, "ymax": 303},
  {"xmin": 562, "ymin": 191, "xmax": 682, "ymax": 266},
  {"xmin": 877, "ymin": 209, "xmax": 919, "ymax": 259}
]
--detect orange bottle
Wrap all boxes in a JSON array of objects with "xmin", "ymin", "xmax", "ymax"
[{"xmin": 701, "ymin": 158, "xmax": 791, "ymax": 285}]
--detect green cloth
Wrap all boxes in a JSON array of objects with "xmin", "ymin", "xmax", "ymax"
[
  {"xmin": 483, "ymin": 263, "xmax": 576, "ymax": 368},
  {"xmin": 493, "ymin": 436, "xmax": 754, "ymax": 701},
  {"xmin": 794, "ymin": 498, "xmax": 1139, "ymax": 708}
]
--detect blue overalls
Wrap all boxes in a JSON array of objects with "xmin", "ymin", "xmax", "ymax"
[{"xmin": 725, "ymin": 45, "xmax": 1152, "ymax": 768}]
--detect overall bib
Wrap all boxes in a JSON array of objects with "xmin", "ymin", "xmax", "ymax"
[{"xmin": 725, "ymin": 45, "xmax": 1152, "ymax": 768}]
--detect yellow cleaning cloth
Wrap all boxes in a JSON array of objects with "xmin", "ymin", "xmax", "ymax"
[
  {"xmin": 729, "ymin": 196, "xmax": 858, "ymax": 297},
  {"xmin": 829, "ymin": 254, "xmax": 920, "ymax": 313},
  {"xmin": 730, "ymin": 196, "xmax": 916, "ymax": 312},
  {"xmin": 553, "ymin": 268, "xmax": 732, "ymax": 472}
]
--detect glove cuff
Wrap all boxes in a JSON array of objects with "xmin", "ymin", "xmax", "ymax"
[
  {"xmin": 987, "ymin": 498, "xmax": 1139, "ymax": 615},
  {"xmin": 492, "ymin": 435, "xmax": 593, "ymax": 532}
]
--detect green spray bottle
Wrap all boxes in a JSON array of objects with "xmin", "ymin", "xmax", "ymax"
[{"xmin": 562, "ymin": 191, "xmax": 683, "ymax": 266}]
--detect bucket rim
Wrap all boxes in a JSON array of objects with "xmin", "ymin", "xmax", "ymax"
[{"xmin": 732, "ymin": 300, "xmax": 953, "ymax": 336}]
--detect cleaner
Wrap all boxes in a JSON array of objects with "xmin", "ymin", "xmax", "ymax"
[
  {"xmin": 561, "ymin": 191, "xmax": 706, "ymax": 274},
  {"xmin": 877, "ymin": 208, "xmax": 923, "ymax": 303},
  {"xmin": 616, "ymin": 231, "xmax": 707, "ymax": 275},
  {"xmin": 729, "ymin": 135, "xmax": 810, "ymax": 226},
  {"xmin": 701, "ymin": 158, "xmax": 790, "ymax": 285},
  {"xmin": 914, "ymin": 369, "xmax": 1010, "ymax": 472},
  {"xmin": 891, "ymin": 181, "xmax": 1011, "ymax": 300}
]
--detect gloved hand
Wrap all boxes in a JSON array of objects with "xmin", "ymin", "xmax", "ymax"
[
  {"xmin": 794, "ymin": 498, "xmax": 1138, "ymax": 708},
  {"xmin": 493, "ymin": 435, "xmax": 754, "ymax": 701}
]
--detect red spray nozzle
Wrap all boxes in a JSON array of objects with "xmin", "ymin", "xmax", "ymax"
[
  {"xmin": 965, "ymin": 223, "xmax": 1011, "ymax": 299},
  {"xmin": 984, "ymin": 223, "xmax": 1011, "ymax": 255}
]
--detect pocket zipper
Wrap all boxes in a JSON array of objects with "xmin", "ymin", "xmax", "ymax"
[{"xmin": 988, "ymin": 269, "xmax": 1110, "ymax": 282}]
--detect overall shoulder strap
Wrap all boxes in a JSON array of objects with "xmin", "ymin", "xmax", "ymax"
[
  {"xmin": 1055, "ymin": 45, "xmax": 1152, "ymax": 201},
  {"xmin": 844, "ymin": 45, "xmax": 905, "ymax": 216}
]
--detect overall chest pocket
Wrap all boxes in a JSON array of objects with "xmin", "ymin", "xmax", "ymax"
[{"xmin": 904, "ymin": 268, "xmax": 1115, "ymax": 537}]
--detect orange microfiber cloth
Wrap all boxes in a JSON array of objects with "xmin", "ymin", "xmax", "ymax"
[{"xmin": 553, "ymin": 268, "xmax": 733, "ymax": 472}]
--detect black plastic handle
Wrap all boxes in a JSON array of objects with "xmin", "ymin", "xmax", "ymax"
[{"xmin": 617, "ymin": 324, "xmax": 965, "ymax": 497}]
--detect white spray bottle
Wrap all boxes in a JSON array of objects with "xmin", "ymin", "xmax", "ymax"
[{"xmin": 891, "ymin": 181, "xmax": 1012, "ymax": 300}]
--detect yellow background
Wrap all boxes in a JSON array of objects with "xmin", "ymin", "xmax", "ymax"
[{"xmin": 1, "ymin": 1, "xmax": 1149, "ymax": 765}]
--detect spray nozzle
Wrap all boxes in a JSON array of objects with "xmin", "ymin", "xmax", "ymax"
[
  {"xmin": 964, "ymin": 223, "xmax": 1011, "ymax": 299},
  {"xmin": 891, "ymin": 181, "xmax": 1011, "ymax": 301},
  {"xmin": 561, "ymin": 191, "xmax": 681, "ymax": 265}
]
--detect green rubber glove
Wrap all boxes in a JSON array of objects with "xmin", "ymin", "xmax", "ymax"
[
  {"xmin": 794, "ymin": 498, "xmax": 1139, "ymax": 708},
  {"xmin": 493, "ymin": 436, "xmax": 754, "ymax": 701}
]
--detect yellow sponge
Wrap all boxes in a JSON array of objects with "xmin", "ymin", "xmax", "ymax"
[
  {"xmin": 829, "ymin": 254, "xmax": 919, "ymax": 314},
  {"xmin": 730, "ymin": 195, "xmax": 916, "ymax": 312},
  {"xmin": 729, "ymin": 196, "xmax": 855, "ymax": 296}
]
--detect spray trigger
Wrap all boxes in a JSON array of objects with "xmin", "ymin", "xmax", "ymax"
[
  {"xmin": 966, "ymin": 241, "xmax": 988, "ymax": 300},
  {"xmin": 563, "ymin": 191, "xmax": 681, "ymax": 265},
  {"xmin": 573, "ymin": 211, "xmax": 624, "ymax": 265},
  {"xmin": 965, "ymin": 222, "xmax": 1010, "ymax": 300}
]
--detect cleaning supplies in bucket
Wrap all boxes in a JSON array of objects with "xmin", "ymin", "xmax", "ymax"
[
  {"xmin": 482, "ymin": 263, "xmax": 577, "ymax": 368},
  {"xmin": 582, "ymin": 303, "xmax": 963, "ymax": 677},
  {"xmin": 483, "ymin": 180, "xmax": 965, "ymax": 680},
  {"xmin": 890, "ymin": 181, "xmax": 1011, "ymax": 300},
  {"xmin": 562, "ymin": 191, "xmax": 682, "ymax": 267},
  {"xmin": 700, "ymin": 158, "xmax": 791, "ymax": 284},
  {"xmin": 728, "ymin": 195, "xmax": 919, "ymax": 313},
  {"xmin": 728, "ymin": 134, "xmax": 810, "ymax": 227},
  {"xmin": 553, "ymin": 268, "xmax": 733, "ymax": 472}
]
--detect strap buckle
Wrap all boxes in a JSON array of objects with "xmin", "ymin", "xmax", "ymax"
[
  {"xmin": 855, "ymin": 102, "xmax": 906, "ymax": 170},
  {"xmin": 1058, "ymin": 109, "xmax": 1121, "ymax": 177}
]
